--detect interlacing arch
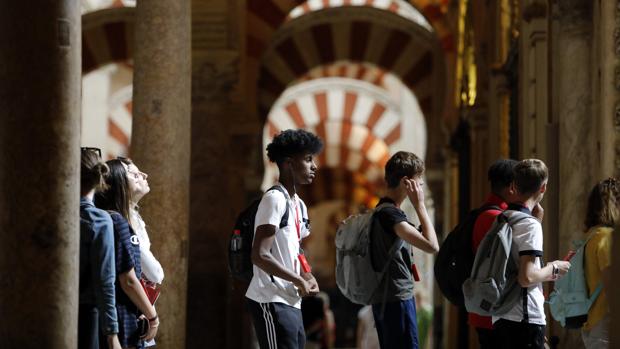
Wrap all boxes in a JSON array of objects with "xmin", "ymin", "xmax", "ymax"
[{"xmin": 82, "ymin": 6, "xmax": 135, "ymax": 157}]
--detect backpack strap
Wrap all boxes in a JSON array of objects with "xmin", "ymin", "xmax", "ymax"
[
  {"xmin": 266, "ymin": 185, "xmax": 290, "ymax": 229},
  {"xmin": 298, "ymin": 198, "xmax": 310, "ymax": 229},
  {"xmin": 479, "ymin": 204, "xmax": 501, "ymax": 213},
  {"xmin": 505, "ymin": 210, "xmax": 534, "ymax": 226}
]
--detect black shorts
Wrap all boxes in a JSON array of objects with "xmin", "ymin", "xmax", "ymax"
[{"xmin": 246, "ymin": 298, "xmax": 305, "ymax": 349}]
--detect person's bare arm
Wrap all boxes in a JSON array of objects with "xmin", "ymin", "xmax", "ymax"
[
  {"xmin": 517, "ymin": 256, "xmax": 571, "ymax": 287},
  {"xmin": 106, "ymin": 335, "xmax": 121, "ymax": 349},
  {"xmin": 394, "ymin": 178, "xmax": 439, "ymax": 253},
  {"xmin": 119, "ymin": 269, "xmax": 159, "ymax": 340},
  {"xmin": 251, "ymin": 224, "xmax": 315, "ymax": 296},
  {"xmin": 600, "ymin": 266, "xmax": 611, "ymax": 291},
  {"xmin": 394, "ymin": 222, "xmax": 438, "ymax": 253}
]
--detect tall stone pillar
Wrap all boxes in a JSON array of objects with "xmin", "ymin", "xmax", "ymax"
[
  {"xmin": 188, "ymin": 1, "xmax": 248, "ymax": 348},
  {"xmin": 596, "ymin": 0, "xmax": 619, "ymax": 179},
  {"xmin": 551, "ymin": 0, "xmax": 594, "ymax": 346},
  {"xmin": 0, "ymin": 1, "xmax": 81, "ymax": 348},
  {"xmin": 554, "ymin": 0, "xmax": 594, "ymax": 254},
  {"xmin": 131, "ymin": 1, "xmax": 191, "ymax": 347}
]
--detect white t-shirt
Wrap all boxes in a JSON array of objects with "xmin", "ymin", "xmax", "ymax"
[
  {"xmin": 130, "ymin": 208, "xmax": 164, "ymax": 284},
  {"xmin": 493, "ymin": 209, "xmax": 546, "ymax": 325},
  {"xmin": 245, "ymin": 184, "xmax": 310, "ymax": 309}
]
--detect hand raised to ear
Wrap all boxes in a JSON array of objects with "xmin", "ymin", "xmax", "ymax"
[{"xmin": 405, "ymin": 178, "xmax": 425, "ymax": 208}]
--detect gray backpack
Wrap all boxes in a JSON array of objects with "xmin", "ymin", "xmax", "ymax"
[
  {"xmin": 335, "ymin": 203, "xmax": 403, "ymax": 305},
  {"xmin": 462, "ymin": 210, "xmax": 532, "ymax": 316}
]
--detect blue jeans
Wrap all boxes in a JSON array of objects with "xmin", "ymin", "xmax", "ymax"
[{"xmin": 372, "ymin": 298, "xmax": 419, "ymax": 349}]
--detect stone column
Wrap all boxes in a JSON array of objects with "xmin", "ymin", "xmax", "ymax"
[
  {"xmin": 131, "ymin": 0, "xmax": 191, "ymax": 347},
  {"xmin": 554, "ymin": 0, "xmax": 594, "ymax": 254},
  {"xmin": 0, "ymin": 1, "xmax": 81, "ymax": 348},
  {"xmin": 552, "ymin": 0, "xmax": 594, "ymax": 347},
  {"xmin": 188, "ymin": 0, "xmax": 248, "ymax": 347},
  {"xmin": 596, "ymin": 0, "xmax": 619, "ymax": 179}
]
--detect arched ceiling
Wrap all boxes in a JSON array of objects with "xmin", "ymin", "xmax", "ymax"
[
  {"xmin": 82, "ymin": 7, "xmax": 135, "ymax": 74},
  {"xmin": 297, "ymin": 61, "xmax": 390, "ymax": 91},
  {"xmin": 247, "ymin": 0, "xmax": 454, "ymax": 61},
  {"xmin": 81, "ymin": 7, "xmax": 134, "ymax": 159},
  {"xmin": 285, "ymin": 0, "xmax": 433, "ymax": 30},
  {"xmin": 256, "ymin": 5, "xmax": 445, "ymax": 125},
  {"xmin": 262, "ymin": 77, "xmax": 427, "ymax": 195}
]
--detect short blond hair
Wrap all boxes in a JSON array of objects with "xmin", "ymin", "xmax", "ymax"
[{"xmin": 514, "ymin": 159, "xmax": 548, "ymax": 195}]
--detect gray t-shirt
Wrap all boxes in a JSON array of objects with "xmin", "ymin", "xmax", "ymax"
[{"xmin": 369, "ymin": 198, "xmax": 414, "ymax": 303}]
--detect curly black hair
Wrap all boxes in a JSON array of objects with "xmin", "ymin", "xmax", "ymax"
[
  {"xmin": 488, "ymin": 159, "xmax": 518, "ymax": 194},
  {"xmin": 266, "ymin": 129, "xmax": 323, "ymax": 164}
]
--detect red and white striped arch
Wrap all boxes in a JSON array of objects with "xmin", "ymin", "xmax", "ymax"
[
  {"xmin": 256, "ymin": 4, "xmax": 445, "ymax": 127},
  {"xmin": 247, "ymin": 0, "xmax": 454, "ymax": 65},
  {"xmin": 105, "ymin": 85, "xmax": 133, "ymax": 159},
  {"xmin": 297, "ymin": 61, "xmax": 390, "ymax": 90},
  {"xmin": 286, "ymin": 0, "xmax": 433, "ymax": 30},
  {"xmin": 82, "ymin": 7, "xmax": 135, "ymax": 158},
  {"xmin": 262, "ymin": 77, "xmax": 427, "ymax": 193}
]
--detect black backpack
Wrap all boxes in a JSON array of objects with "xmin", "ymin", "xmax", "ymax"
[
  {"xmin": 228, "ymin": 186, "xmax": 290, "ymax": 282},
  {"xmin": 434, "ymin": 205, "xmax": 499, "ymax": 307}
]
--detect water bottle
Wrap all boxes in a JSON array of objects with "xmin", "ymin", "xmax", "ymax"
[{"xmin": 231, "ymin": 229, "xmax": 243, "ymax": 251}]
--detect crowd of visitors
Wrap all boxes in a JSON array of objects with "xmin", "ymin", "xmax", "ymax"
[{"xmin": 80, "ymin": 128, "xmax": 612, "ymax": 349}]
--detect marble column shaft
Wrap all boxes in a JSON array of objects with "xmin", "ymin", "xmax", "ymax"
[
  {"xmin": 131, "ymin": 0, "xmax": 191, "ymax": 348},
  {"xmin": 0, "ymin": 1, "xmax": 81, "ymax": 347}
]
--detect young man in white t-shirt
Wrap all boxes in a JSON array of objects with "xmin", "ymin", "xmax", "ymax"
[
  {"xmin": 246, "ymin": 129, "xmax": 323, "ymax": 349},
  {"xmin": 493, "ymin": 159, "xmax": 571, "ymax": 348}
]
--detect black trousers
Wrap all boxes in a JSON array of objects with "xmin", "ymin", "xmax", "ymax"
[
  {"xmin": 247, "ymin": 298, "xmax": 305, "ymax": 349},
  {"xmin": 476, "ymin": 327, "xmax": 500, "ymax": 349},
  {"xmin": 494, "ymin": 319, "xmax": 545, "ymax": 349},
  {"xmin": 78, "ymin": 304, "xmax": 100, "ymax": 349}
]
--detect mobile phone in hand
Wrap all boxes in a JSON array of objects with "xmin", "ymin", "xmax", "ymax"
[{"xmin": 137, "ymin": 317, "xmax": 149, "ymax": 338}]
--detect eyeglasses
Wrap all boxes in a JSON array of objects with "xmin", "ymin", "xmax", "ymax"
[
  {"xmin": 81, "ymin": 147, "xmax": 102, "ymax": 158},
  {"xmin": 127, "ymin": 170, "xmax": 144, "ymax": 180}
]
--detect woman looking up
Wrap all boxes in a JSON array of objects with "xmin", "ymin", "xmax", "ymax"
[
  {"xmin": 95, "ymin": 159, "xmax": 159, "ymax": 349},
  {"xmin": 118, "ymin": 157, "xmax": 164, "ymax": 287},
  {"xmin": 118, "ymin": 157, "xmax": 164, "ymax": 348}
]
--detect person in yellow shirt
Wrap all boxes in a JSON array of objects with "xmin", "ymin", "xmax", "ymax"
[{"xmin": 582, "ymin": 178, "xmax": 618, "ymax": 348}]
